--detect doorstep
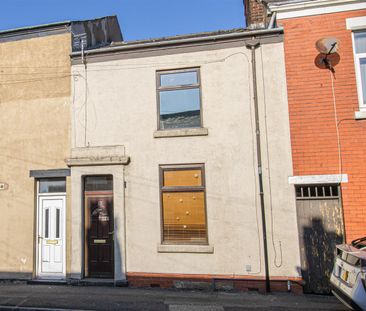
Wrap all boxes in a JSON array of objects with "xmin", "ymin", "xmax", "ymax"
[
  {"xmin": 27, "ymin": 279, "xmax": 67, "ymax": 286},
  {"xmin": 69, "ymin": 278, "xmax": 128, "ymax": 287}
]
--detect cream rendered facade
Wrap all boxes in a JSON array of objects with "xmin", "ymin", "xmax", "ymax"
[
  {"xmin": 69, "ymin": 29, "xmax": 302, "ymax": 289},
  {"xmin": 0, "ymin": 17, "xmax": 122, "ymax": 281},
  {"xmin": 0, "ymin": 30, "xmax": 72, "ymax": 279}
]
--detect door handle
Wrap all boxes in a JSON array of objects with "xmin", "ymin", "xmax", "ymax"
[{"xmin": 108, "ymin": 231, "xmax": 114, "ymax": 235}]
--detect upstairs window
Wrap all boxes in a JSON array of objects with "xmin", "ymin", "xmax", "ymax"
[
  {"xmin": 157, "ymin": 68, "xmax": 202, "ymax": 130},
  {"xmin": 353, "ymin": 31, "xmax": 366, "ymax": 109}
]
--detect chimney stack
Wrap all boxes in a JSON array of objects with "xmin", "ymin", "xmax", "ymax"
[{"xmin": 243, "ymin": 0, "xmax": 268, "ymax": 29}]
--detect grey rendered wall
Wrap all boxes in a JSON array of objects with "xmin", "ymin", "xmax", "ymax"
[{"xmin": 71, "ymin": 42, "xmax": 300, "ymax": 278}]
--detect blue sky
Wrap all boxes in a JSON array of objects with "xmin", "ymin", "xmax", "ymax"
[{"xmin": 0, "ymin": 0, "xmax": 245, "ymax": 41}]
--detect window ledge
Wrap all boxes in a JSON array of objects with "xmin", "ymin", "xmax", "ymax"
[
  {"xmin": 153, "ymin": 127, "xmax": 208, "ymax": 138},
  {"xmin": 355, "ymin": 110, "xmax": 366, "ymax": 120},
  {"xmin": 157, "ymin": 244, "xmax": 214, "ymax": 254}
]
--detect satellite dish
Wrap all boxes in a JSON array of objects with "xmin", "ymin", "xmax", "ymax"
[{"xmin": 315, "ymin": 37, "xmax": 340, "ymax": 54}]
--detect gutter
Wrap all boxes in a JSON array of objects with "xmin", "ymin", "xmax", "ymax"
[
  {"xmin": 71, "ymin": 27, "xmax": 283, "ymax": 58},
  {"xmin": 268, "ymin": 12, "xmax": 277, "ymax": 29},
  {"xmin": 266, "ymin": 0, "xmax": 365, "ymax": 13}
]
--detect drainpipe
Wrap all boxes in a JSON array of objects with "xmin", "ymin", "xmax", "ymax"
[
  {"xmin": 268, "ymin": 12, "xmax": 277, "ymax": 29},
  {"xmin": 246, "ymin": 37, "xmax": 271, "ymax": 293}
]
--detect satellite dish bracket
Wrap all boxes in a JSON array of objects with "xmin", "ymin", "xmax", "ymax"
[
  {"xmin": 315, "ymin": 37, "xmax": 340, "ymax": 72},
  {"xmin": 322, "ymin": 42, "xmax": 338, "ymax": 70}
]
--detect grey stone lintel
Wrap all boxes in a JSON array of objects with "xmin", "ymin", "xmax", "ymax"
[
  {"xmin": 30, "ymin": 168, "xmax": 71, "ymax": 178},
  {"xmin": 154, "ymin": 127, "xmax": 209, "ymax": 138}
]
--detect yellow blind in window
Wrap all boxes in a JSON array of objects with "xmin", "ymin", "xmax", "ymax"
[
  {"xmin": 162, "ymin": 192, "xmax": 206, "ymax": 244},
  {"xmin": 163, "ymin": 169, "xmax": 202, "ymax": 187}
]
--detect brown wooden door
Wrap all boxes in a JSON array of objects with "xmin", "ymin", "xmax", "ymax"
[
  {"xmin": 85, "ymin": 193, "xmax": 114, "ymax": 278},
  {"xmin": 296, "ymin": 185, "xmax": 344, "ymax": 294}
]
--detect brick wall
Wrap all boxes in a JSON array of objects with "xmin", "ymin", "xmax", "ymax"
[
  {"xmin": 127, "ymin": 272, "xmax": 303, "ymax": 294},
  {"xmin": 279, "ymin": 10, "xmax": 366, "ymax": 241},
  {"xmin": 244, "ymin": 0, "xmax": 267, "ymax": 28}
]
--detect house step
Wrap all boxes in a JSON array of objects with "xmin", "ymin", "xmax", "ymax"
[
  {"xmin": 27, "ymin": 279, "xmax": 67, "ymax": 286},
  {"xmin": 70, "ymin": 278, "xmax": 128, "ymax": 287}
]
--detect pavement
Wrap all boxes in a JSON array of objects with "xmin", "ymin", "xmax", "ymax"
[{"xmin": 0, "ymin": 283, "xmax": 348, "ymax": 311}]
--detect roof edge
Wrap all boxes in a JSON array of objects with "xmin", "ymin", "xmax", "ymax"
[
  {"xmin": 0, "ymin": 15, "xmax": 119, "ymax": 37},
  {"xmin": 71, "ymin": 27, "xmax": 284, "ymax": 58},
  {"xmin": 266, "ymin": 0, "xmax": 364, "ymax": 11},
  {"xmin": 0, "ymin": 21, "xmax": 71, "ymax": 36}
]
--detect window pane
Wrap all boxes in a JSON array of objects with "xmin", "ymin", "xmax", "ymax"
[
  {"xmin": 159, "ymin": 88, "xmax": 200, "ymax": 129},
  {"xmin": 355, "ymin": 32, "xmax": 366, "ymax": 54},
  {"xmin": 85, "ymin": 176, "xmax": 113, "ymax": 191},
  {"xmin": 56, "ymin": 209, "xmax": 60, "ymax": 238},
  {"xmin": 360, "ymin": 58, "xmax": 366, "ymax": 106},
  {"xmin": 317, "ymin": 186, "xmax": 324, "ymax": 197},
  {"xmin": 160, "ymin": 71, "xmax": 197, "ymax": 87},
  {"xmin": 45, "ymin": 209, "xmax": 49, "ymax": 238},
  {"xmin": 324, "ymin": 186, "xmax": 331, "ymax": 196},
  {"xmin": 39, "ymin": 178, "xmax": 66, "ymax": 193},
  {"xmin": 162, "ymin": 192, "xmax": 206, "ymax": 244},
  {"xmin": 164, "ymin": 169, "xmax": 202, "ymax": 187},
  {"xmin": 310, "ymin": 186, "xmax": 316, "ymax": 197}
]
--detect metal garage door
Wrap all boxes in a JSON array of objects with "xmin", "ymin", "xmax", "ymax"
[{"xmin": 296, "ymin": 184, "xmax": 345, "ymax": 294}]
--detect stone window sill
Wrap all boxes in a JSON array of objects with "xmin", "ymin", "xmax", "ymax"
[
  {"xmin": 157, "ymin": 244, "xmax": 214, "ymax": 254},
  {"xmin": 153, "ymin": 127, "xmax": 208, "ymax": 138},
  {"xmin": 355, "ymin": 110, "xmax": 366, "ymax": 120}
]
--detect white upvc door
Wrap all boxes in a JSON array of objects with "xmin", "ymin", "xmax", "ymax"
[{"xmin": 37, "ymin": 196, "xmax": 66, "ymax": 279}]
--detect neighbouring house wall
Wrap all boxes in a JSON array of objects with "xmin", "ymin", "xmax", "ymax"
[
  {"xmin": 278, "ymin": 9, "xmax": 366, "ymax": 241},
  {"xmin": 0, "ymin": 33, "xmax": 71, "ymax": 277},
  {"xmin": 71, "ymin": 40, "xmax": 300, "ymax": 281}
]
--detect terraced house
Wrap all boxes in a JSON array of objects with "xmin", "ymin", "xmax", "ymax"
[
  {"xmin": 5, "ymin": 1, "xmax": 360, "ymax": 294},
  {"xmin": 67, "ymin": 25, "xmax": 302, "ymax": 292},
  {"xmin": 255, "ymin": 0, "xmax": 366, "ymax": 294},
  {"xmin": 0, "ymin": 17, "xmax": 122, "ymax": 280}
]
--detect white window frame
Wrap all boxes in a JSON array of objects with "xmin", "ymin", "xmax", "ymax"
[
  {"xmin": 347, "ymin": 16, "xmax": 366, "ymax": 113},
  {"xmin": 352, "ymin": 31, "xmax": 366, "ymax": 111}
]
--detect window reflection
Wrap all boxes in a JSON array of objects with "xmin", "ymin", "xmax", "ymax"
[
  {"xmin": 45, "ymin": 209, "xmax": 49, "ymax": 238},
  {"xmin": 157, "ymin": 69, "xmax": 201, "ymax": 130},
  {"xmin": 84, "ymin": 176, "xmax": 113, "ymax": 191},
  {"xmin": 39, "ymin": 178, "xmax": 66, "ymax": 193}
]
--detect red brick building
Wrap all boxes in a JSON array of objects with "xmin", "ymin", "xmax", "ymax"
[
  {"xmin": 244, "ymin": 0, "xmax": 366, "ymax": 292},
  {"xmin": 266, "ymin": 0, "xmax": 366, "ymax": 241},
  {"xmin": 260, "ymin": 0, "xmax": 366, "ymax": 293}
]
